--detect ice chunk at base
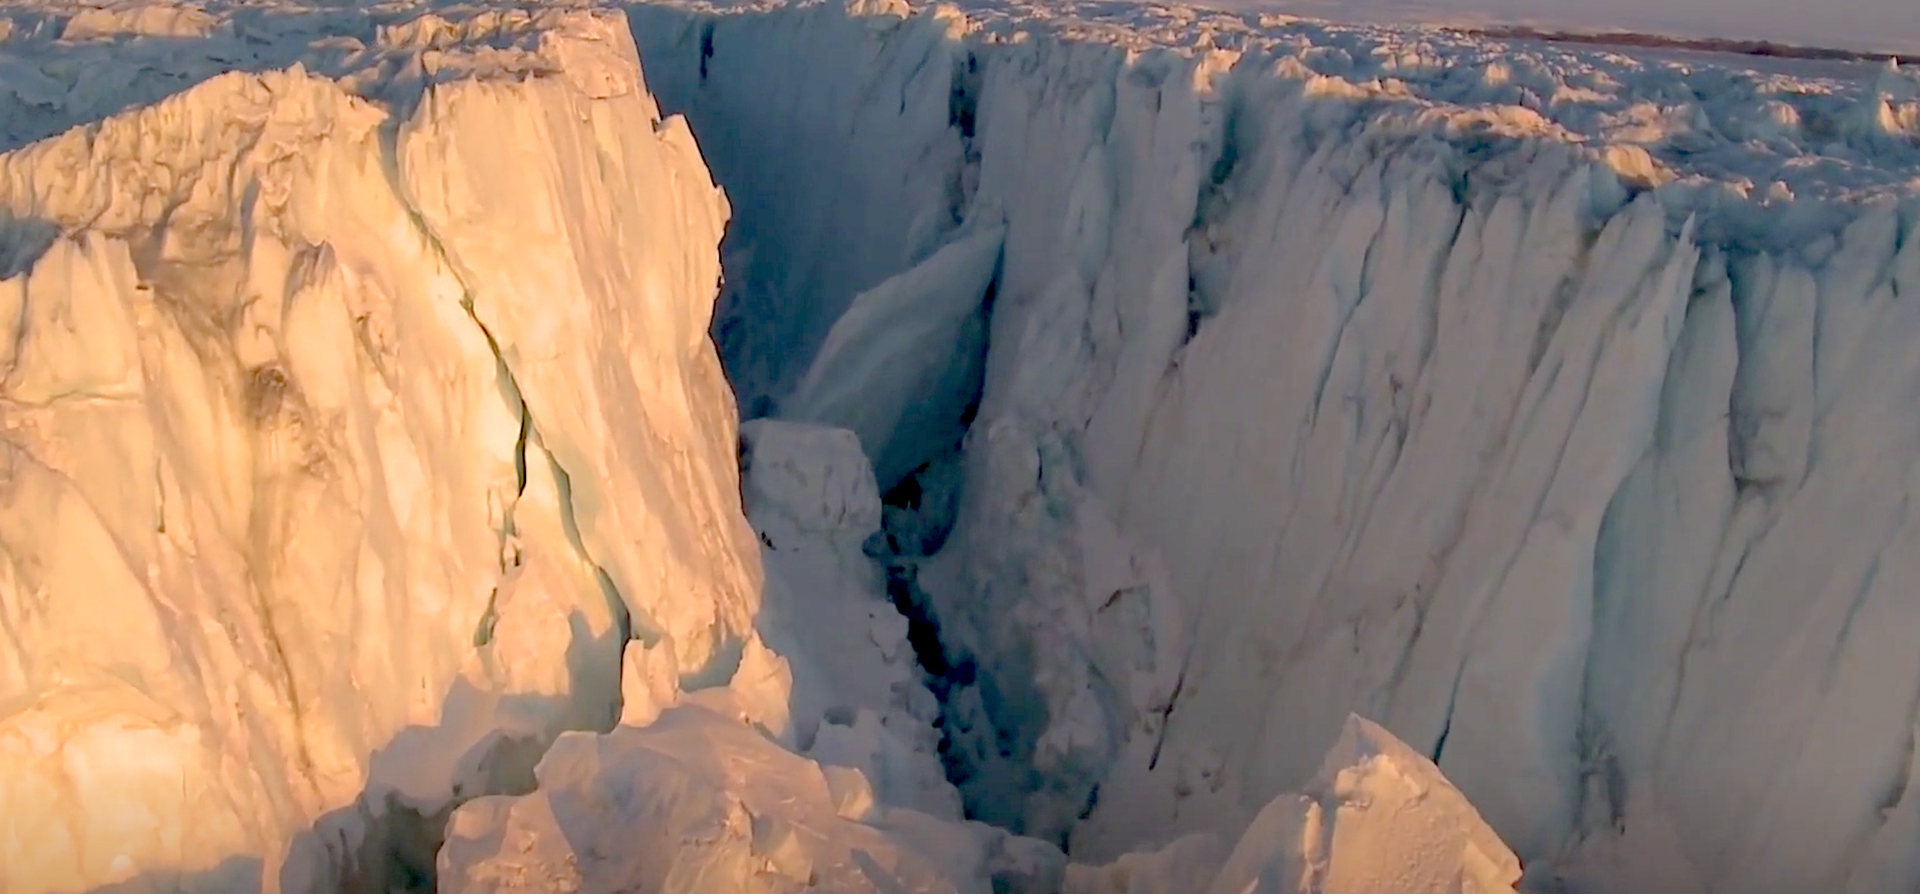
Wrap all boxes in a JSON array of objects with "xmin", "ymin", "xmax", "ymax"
[
  {"xmin": 437, "ymin": 704, "xmax": 986, "ymax": 894},
  {"xmin": 740, "ymin": 419, "xmax": 884, "ymax": 538},
  {"xmin": 781, "ymin": 224, "xmax": 1004, "ymax": 493},
  {"xmin": 1204, "ymin": 715, "xmax": 1523, "ymax": 894},
  {"xmin": 437, "ymin": 711, "xmax": 1522, "ymax": 894}
]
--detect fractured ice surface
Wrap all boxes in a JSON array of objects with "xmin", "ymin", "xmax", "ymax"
[
  {"xmin": 630, "ymin": 2, "xmax": 1920, "ymax": 892},
  {"xmin": 782, "ymin": 223, "xmax": 1003, "ymax": 493},
  {"xmin": 0, "ymin": 7, "xmax": 757, "ymax": 893},
  {"xmin": 6, "ymin": 0, "xmax": 1920, "ymax": 891},
  {"xmin": 440, "ymin": 704, "xmax": 1523, "ymax": 894}
]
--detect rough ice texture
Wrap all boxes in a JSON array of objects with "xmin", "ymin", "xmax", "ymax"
[
  {"xmin": 626, "ymin": 1, "xmax": 1920, "ymax": 892},
  {"xmin": 439, "ymin": 703, "xmax": 1517, "ymax": 894},
  {"xmin": 0, "ymin": 7, "xmax": 761, "ymax": 893},
  {"xmin": 1200, "ymin": 715, "xmax": 1523, "ymax": 894},
  {"xmin": 4, "ymin": 0, "xmax": 1917, "ymax": 892},
  {"xmin": 782, "ymin": 222, "xmax": 1003, "ymax": 492},
  {"xmin": 737, "ymin": 418, "xmax": 964, "ymax": 820}
]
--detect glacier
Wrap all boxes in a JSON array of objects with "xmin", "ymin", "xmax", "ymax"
[
  {"xmin": 2, "ymin": 0, "xmax": 1919, "ymax": 893},
  {"xmin": 627, "ymin": 2, "xmax": 1920, "ymax": 893},
  {"xmin": 0, "ymin": 7, "xmax": 761, "ymax": 892}
]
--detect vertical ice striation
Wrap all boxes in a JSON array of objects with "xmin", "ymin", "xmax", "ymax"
[
  {"xmin": 0, "ymin": 9, "xmax": 761, "ymax": 893},
  {"xmin": 627, "ymin": 0, "xmax": 975, "ymax": 414},
  {"xmin": 626, "ymin": 2, "xmax": 1920, "ymax": 891},
  {"xmin": 4, "ymin": 0, "xmax": 1919, "ymax": 891}
]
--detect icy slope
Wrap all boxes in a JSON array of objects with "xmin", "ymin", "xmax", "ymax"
[
  {"xmin": 0, "ymin": 8, "xmax": 761, "ymax": 893},
  {"xmin": 628, "ymin": 2, "xmax": 1920, "ymax": 892}
]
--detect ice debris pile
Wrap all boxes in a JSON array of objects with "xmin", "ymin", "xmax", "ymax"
[{"xmin": 438, "ymin": 705, "xmax": 1524, "ymax": 894}]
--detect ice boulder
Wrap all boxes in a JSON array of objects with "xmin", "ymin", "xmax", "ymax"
[
  {"xmin": 436, "ymin": 704, "xmax": 986, "ymax": 894},
  {"xmin": 739, "ymin": 418, "xmax": 884, "ymax": 539},
  {"xmin": 781, "ymin": 223, "xmax": 1004, "ymax": 492},
  {"xmin": 1056, "ymin": 714, "xmax": 1521, "ymax": 894},
  {"xmin": 1205, "ymin": 715, "xmax": 1524, "ymax": 894}
]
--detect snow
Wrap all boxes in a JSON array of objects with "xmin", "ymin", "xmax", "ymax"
[{"xmin": 5, "ymin": 0, "xmax": 1920, "ymax": 892}]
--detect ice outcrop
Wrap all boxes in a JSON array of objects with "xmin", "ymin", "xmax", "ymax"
[
  {"xmin": 0, "ymin": 8, "xmax": 758, "ymax": 894},
  {"xmin": 627, "ymin": 2, "xmax": 1920, "ymax": 892},
  {"xmin": 1199, "ymin": 715, "xmax": 1523, "ymax": 894},
  {"xmin": 782, "ymin": 223, "xmax": 1003, "ymax": 492},
  {"xmin": 737, "ymin": 418, "xmax": 962, "ymax": 819}
]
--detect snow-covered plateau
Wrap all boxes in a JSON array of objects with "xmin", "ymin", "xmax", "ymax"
[{"xmin": 1, "ymin": 0, "xmax": 1918, "ymax": 892}]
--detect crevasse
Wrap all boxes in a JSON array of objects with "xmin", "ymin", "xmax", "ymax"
[
  {"xmin": 627, "ymin": 2, "xmax": 1920, "ymax": 892},
  {"xmin": 4, "ymin": 0, "xmax": 1920, "ymax": 892}
]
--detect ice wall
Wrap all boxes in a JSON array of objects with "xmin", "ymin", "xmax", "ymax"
[
  {"xmin": 627, "ymin": 2, "xmax": 1920, "ymax": 891},
  {"xmin": 0, "ymin": 9, "xmax": 762, "ymax": 893},
  {"xmin": 627, "ymin": 0, "xmax": 975, "ymax": 414}
]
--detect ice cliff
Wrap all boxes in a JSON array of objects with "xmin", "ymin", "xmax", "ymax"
[
  {"xmin": 6, "ymin": 0, "xmax": 1920, "ymax": 892},
  {"xmin": 627, "ymin": 2, "xmax": 1920, "ymax": 893},
  {"xmin": 0, "ymin": 2, "xmax": 1529, "ymax": 893},
  {"xmin": 0, "ymin": 7, "xmax": 762, "ymax": 892}
]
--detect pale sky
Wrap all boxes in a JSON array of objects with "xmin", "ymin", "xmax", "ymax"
[{"xmin": 1208, "ymin": 0, "xmax": 1919, "ymax": 55}]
